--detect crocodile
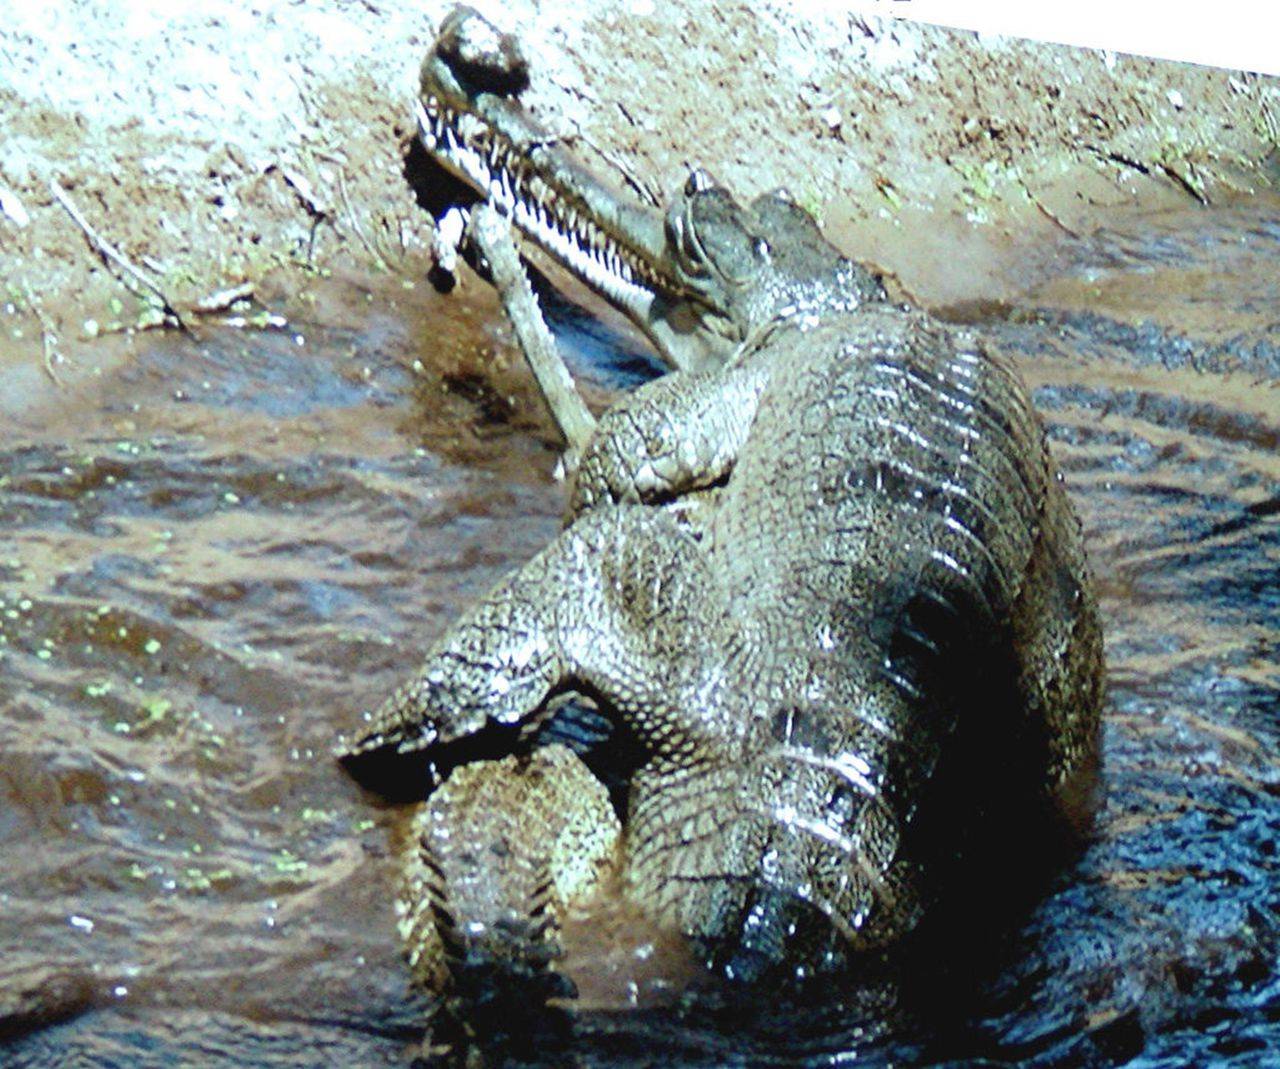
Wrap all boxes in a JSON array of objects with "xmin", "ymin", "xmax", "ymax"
[
  {"xmin": 342, "ymin": 4, "xmax": 1104, "ymax": 994},
  {"xmin": 397, "ymin": 743, "xmax": 619, "ymax": 1052}
]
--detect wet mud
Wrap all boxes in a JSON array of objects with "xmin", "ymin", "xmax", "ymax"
[{"xmin": 2, "ymin": 195, "xmax": 1278, "ymax": 1066}]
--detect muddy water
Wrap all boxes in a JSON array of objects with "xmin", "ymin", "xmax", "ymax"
[{"xmin": 2, "ymin": 195, "xmax": 1278, "ymax": 1067}]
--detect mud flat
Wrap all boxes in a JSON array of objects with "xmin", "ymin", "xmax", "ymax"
[{"xmin": 1, "ymin": 0, "xmax": 1277, "ymax": 393}]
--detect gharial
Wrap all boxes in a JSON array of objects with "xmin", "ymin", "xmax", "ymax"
[{"xmin": 340, "ymin": 4, "xmax": 1104, "ymax": 1001}]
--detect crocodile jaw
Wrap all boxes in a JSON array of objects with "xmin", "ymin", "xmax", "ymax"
[
  {"xmin": 416, "ymin": 95, "xmax": 663, "ymax": 323},
  {"xmin": 415, "ymin": 10, "xmax": 742, "ymax": 372}
]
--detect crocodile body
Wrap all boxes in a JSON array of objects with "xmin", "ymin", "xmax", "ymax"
[
  {"xmin": 398, "ymin": 745, "xmax": 618, "ymax": 995},
  {"xmin": 342, "ymin": 5, "xmax": 1103, "ymax": 994}
]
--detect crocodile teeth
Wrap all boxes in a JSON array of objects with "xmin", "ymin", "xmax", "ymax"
[{"xmin": 417, "ymin": 95, "xmax": 655, "ymax": 310}]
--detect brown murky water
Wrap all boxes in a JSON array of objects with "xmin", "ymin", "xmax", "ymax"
[{"xmin": 2, "ymin": 195, "xmax": 1278, "ymax": 1067}]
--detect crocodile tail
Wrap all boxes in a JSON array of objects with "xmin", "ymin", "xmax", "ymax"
[
  {"xmin": 398, "ymin": 746, "xmax": 620, "ymax": 1014},
  {"xmin": 399, "ymin": 778, "xmax": 568, "ymax": 1001},
  {"xmin": 401, "ymin": 846, "xmax": 576, "ymax": 1059},
  {"xmin": 398, "ymin": 841, "xmax": 565, "ymax": 995},
  {"xmin": 440, "ymin": 868, "xmax": 577, "ymax": 1007},
  {"xmin": 708, "ymin": 882, "xmax": 811, "ymax": 983}
]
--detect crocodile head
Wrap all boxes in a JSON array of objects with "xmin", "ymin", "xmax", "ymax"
[{"xmin": 417, "ymin": 6, "xmax": 886, "ymax": 372}]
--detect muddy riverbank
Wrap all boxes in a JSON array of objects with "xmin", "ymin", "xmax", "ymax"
[{"xmin": 2, "ymin": 1, "xmax": 1278, "ymax": 391}]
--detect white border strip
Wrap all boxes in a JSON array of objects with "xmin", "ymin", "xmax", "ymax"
[{"xmin": 846, "ymin": 1, "xmax": 1280, "ymax": 77}]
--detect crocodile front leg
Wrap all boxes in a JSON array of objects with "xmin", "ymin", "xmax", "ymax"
[
  {"xmin": 569, "ymin": 354, "xmax": 772, "ymax": 515},
  {"xmin": 340, "ymin": 504, "xmax": 734, "ymax": 772}
]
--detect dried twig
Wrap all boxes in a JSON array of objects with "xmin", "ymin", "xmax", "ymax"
[
  {"xmin": 1157, "ymin": 162, "xmax": 1210, "ymax": 206},
  {"xmin": 193, "ymin": 281, "xmax": 254, "ymax": 314},
  {"xmin": 20, "ymin": 283, "xmax": 66, "ymax": 386},
  {"xmin": 336, "ymin": 168, "xmax": 395, "ymax": 270},
  {"xmin": 1016, "ymin": 173, "xmax": 1081, "ymax": 238},
  {"xmin": 49, "ymin": 179, "xmax": 187, "ymax": 330},
  {"xmin": 469, "ymin": 205, "xmax": 596, "ymax": 464},
  {"xmin": 0, "ymin": 186, "xmax": 30, "ymax": 228},
  {"xmin": 614, "ymin": 101, "xmax": 640, "ymax": 129},
  {"xmin": 850, "ymin": 14, "xmax": 877, "ymax": 39},
  {"xmin": 1082, "ymin": 140, "xmax": 1210, "ymax": 206},
  {"xmin": 275, "ymin": 164, "xmax": 330, "ymax": 220},
  {"xmin": 1082, "ymin": 143, "xmax": 1151, "ymax": 176}
]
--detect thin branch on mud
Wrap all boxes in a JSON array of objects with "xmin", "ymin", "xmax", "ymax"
[
  {"xmin": 21, "ymin": 283, "xmax": 66, "ymax": 386},
  {"xmin": 1082, "ymin": 143, "xmax": 1151, "ymax": 176},
  {"xmin": 1156, "ymin": 163, "xmax": 1210, "ymax": 206},
  {"xmin": 1030, "ymin": 195, "xmax": 1081, "ymax": 237},
  {"xmin": 336, "ymin": 168, "xmax": 395, "ymax": 270},
  {"xmin": 193, "ymin": 281, "xmax": 255, "ymax": 314},
  {"xmin": 1081, "ymin": 141, "xmax": 1211, "ymax": 206},
  {"xmin": 615, "ymin": 101, "xmax": 640, "ymax": 129},
  {"xmin": 268, "ymin": 155, "xmax": 334, "ymax": 267},
  {"xmin": 275, "ymin": 164, "xmax": 330, "ymax": 220},
  {"xmin": 850, "ymin": 14, "xmax": 877, "ymax": 39},
  {"xmin": 48, "ymin": 179, "xmax": 188, "ymax": 331},
  {"xmin": 1016, "ymin": 175, "xmax": 1081, "ymax": 238}
]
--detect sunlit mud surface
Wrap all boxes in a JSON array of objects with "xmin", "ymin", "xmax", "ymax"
[{"xmin": 3, "ymin": 196, "xmax": 1278, "ymax": 1067}]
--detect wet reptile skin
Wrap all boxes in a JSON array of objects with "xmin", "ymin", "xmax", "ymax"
[
  {"xmin": 398, "ymin": 745, "xmax": 618, "ymax": 994},
  {"xmin": 346, "ymin": 281, "xmax": 1103, "ymax": 980},
  {"xmin": 342, "ymin": 5, "xmax": 1104, "ymax": 988}
]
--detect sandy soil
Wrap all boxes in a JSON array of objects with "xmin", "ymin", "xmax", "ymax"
[{"xmin": 0, "ymin": 0, "xmax": 1277, "ymax": 385}]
